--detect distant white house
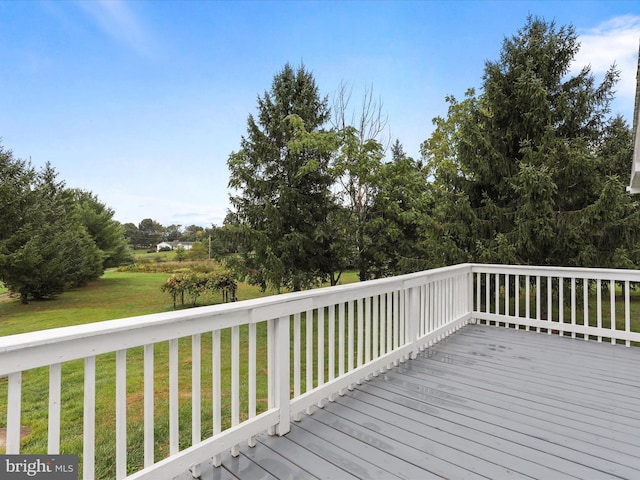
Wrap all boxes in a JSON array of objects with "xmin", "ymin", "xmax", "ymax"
[{"xmin": 156, "ymin": 241, "xmax": 194, "ymax": 252}]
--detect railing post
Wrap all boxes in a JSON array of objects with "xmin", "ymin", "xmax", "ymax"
[
  {"xmin": 6, "ymin": 372, "xmax": 22, "ymax": 454},
  {"xmin": 269, "ymin": 315, "xmax": 291, "ymax": 436},
  {"xmin": 468, "ymin": 267, "xmax": 475, "ymax": 323},
  {"xmin": 116, "ymin": 350, "xmax": 127, "ymax": 480},
  {"xmin": 83, "ymin": 356, "xmax": 96, "ymax": 480},
  {"xmin": 48, "ymin": 363, "xmax": 62, "ymax": 455},
  {"xmin": 407, "ymin": 286, "xmax": 419, "ymax": 359}
]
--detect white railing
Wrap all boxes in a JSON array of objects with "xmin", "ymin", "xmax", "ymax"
[
  {"xmin": 0, "ymin": 264, "xmax": 473, "ymax": 480},
  {"xmin": 472, "ymin": 264, "xmax": 640, "ymax": 346}
]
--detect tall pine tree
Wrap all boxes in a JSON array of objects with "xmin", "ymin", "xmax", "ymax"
[
  {"xmin": 0, "ymin": 160, "xmax": 104, "ymax": 303},
  {"xmin": 423, "ymin": 16, "xmax": 640, "ymax": 267},
  {"xmin": 227, "ymin": 64, "xmax": 337, "ymax": 290}
]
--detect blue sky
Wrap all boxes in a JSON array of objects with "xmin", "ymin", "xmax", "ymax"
[{"xmin": 1, "ymin": 1, "xmax": 640, "ymax": 228}]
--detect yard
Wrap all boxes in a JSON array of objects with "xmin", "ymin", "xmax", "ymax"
[{"xmin": 0, "ymin": 268, "xmax": 359, "ymax": 478}]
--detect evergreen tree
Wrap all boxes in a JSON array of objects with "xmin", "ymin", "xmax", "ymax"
[
  {"xmin": 0, "ymin": 162, "xmax": 103, "ymax": 303},
  {"xmin": 227, "ymin": 64, "xmax": 336, "ymax": 291},
  {"xmin": 423, "ymin": 16, "xmax": 640, "ymax": 267},
  {"xmin": 70, "ymin": 189, "xmax": 133, "ymax": 268},
  {"xmin": 0, "ymin": 145, "xmax": 35, "ymax": 246}
]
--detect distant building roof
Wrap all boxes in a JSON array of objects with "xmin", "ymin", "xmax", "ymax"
[{"xmin": 156, "ymin": 241, "xmax": 194, "ymax": 251}]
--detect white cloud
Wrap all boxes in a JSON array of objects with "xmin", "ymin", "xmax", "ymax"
[
  {"xmin": 103, "ymin": 190, "xmax": 227, "ymax": 227},
  {"xmin": 573, "ymin": 15, "xmax": 640, "ymax": 102},
  {"xmin": 76, "ymin": 0, "xmax": 154, "ymax": 56}
]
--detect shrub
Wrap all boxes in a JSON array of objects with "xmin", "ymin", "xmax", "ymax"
[{"xmin": 161, "ymin": 267, "xmax": 236, "ymax": 308}]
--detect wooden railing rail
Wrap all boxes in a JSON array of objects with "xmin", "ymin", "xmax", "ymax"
[
  {"xmin": 0, "ymin": 264, "xmax": 473, "ymax": 480},
  {"xmin": 471, "ymin": 264, "xmax": 640, "ymax": 346}
]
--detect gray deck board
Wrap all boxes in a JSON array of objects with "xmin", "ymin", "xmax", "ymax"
[
  {"xmin": 178, "ymin": 324, "xmax": 640, "ymax": 480},
  {"xmin": 253, "ymin": 432, "xmax": 361, "ymax": 480}
]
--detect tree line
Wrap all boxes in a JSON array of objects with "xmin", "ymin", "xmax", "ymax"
[
  {"xmin": 225, "ymin": 16, "xmax": 640, "ymax": 292},
  {"xmin": 0, "ymin": 152, "xmax": 133, "ymax": 303},
  {"xmin": 2, "ymin": 16, "xmax": 637, "ymax": 302},
  {"xmin": 121, "ymin": 220, "xmax": 238, "ymax": 262},
  {"xmin": 122, "ymin": 220, "xmax": 218, "ymax": 250}
]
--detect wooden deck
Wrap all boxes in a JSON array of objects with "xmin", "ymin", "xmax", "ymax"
[{"xmin": 177, "ymin": 324, "xmax": 640, "ymax": 480}]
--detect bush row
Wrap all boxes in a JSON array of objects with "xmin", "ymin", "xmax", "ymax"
[
  {"xmin": 118, "ymin": 260, "xmax": 221, "ymax": 274},
  {"xmin": 161, "ymin": 268, "xmax": 237, "ymax": 307}
]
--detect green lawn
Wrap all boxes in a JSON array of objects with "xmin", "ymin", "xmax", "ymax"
[
  {"xmin": 132, "ymin": 248, "xmax": 176, "ymax": 262},
  {"xmin": 0, "ymin": 271, "xmax": 274, "ymax": 476},
  {"xmin": 0, "ymin": 273, "xmax": 172, "ymax": 335},
  {"xmin": 0, "ymin": 271, "xmax": 287, "ymax": 336},
  {"xmin": 0, "ymin": 269, "xmax": 359, "ymax": 478}
]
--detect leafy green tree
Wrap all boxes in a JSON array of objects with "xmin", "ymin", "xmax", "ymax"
[
  {"xmin": 174, "ymin": 245, "xmax": 187, "ymax": 262},
  {"xmin": 420, "ymin": 91, "xmax": 485, "ymax": 266},
  {"xmin": 138, "ymin": 218, "xmax": 164, "ymax": 247},
  {"xmin": 186, "ymin": 242, "xmax": 208, "ymax": 260},
  {"xmin": 422, "ymin": 16, "xmax": 640, "ymax": 268},
  {"xmin": 123, "ymin": 222, "xmax": 143, "ymax": 248},
  {"xmin": 227, "ymin": 64, "xmax": 336, "ymax": 291},
  {"xmin": 367, "ymin": 141, "xmax": 431, "ymax": 276},
  {"xmin": 333, "ymin": 126, "xmax": 385, "ymax": 280},
  {"xmin": 165, "ymin": 224, "xmax": 182, "ymax": 242},
  {"xmin": 181, "ymin": 225, "xmax": 204, "ymax": 242},
  {"xmin": 332, "ymin": 83, "xmax": 387, "ymax": 281},
  {"xmin": 286, "ymin": 114, "xmax": 350, "ymax": 285}
]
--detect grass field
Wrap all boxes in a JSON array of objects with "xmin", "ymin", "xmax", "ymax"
[
  {"xmin": 0, "ymin": 270, "xmax": 295, "ymax": 336},
  {"xmin": 132, "ymin": 249, "xmax": 176, "ymax": 261},
  {"xmin": 0, "ymin": 272, "xmax": 173, "ymax": 335},
  {"xmin": 0, "ymin": 268, "xmax": 359, "ymax": 478}
]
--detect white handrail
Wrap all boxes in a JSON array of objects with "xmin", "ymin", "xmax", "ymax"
[
  {"xmin": 0, "ymin": 264, "xmax": 473, "ymax": 479},
  {"xmin": 3, "ymin": 262, "xmax": 639, "ymax": 479},
  {"xmin": 471, "ymin": 264, "xmax": 640, "ymax": 345}
]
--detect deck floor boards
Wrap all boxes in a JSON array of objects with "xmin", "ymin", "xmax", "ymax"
[{"xmin": 177, "ymin": 324, "xmax": 640, "ymax": 480}]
